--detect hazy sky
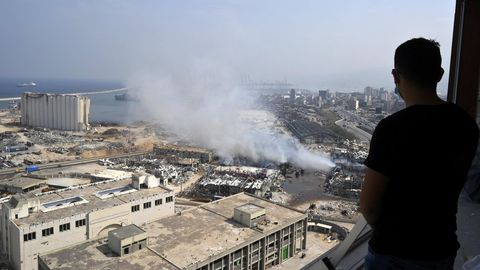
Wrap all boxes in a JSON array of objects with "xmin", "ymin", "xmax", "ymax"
[{"xmin": 0, "ymin": 1, "xmax": 455, "ymax": 92}]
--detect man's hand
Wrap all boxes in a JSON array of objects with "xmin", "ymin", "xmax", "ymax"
[{"xmin": 360, "ymin": 168, "xmax": 389, "ymax": 226}]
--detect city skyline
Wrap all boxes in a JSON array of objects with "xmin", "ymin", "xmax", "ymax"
[{"xmin": 0, "ymin": 1, "xmax": 455, "ymax": 92}]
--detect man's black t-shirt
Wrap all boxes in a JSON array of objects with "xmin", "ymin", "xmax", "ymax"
[{"xmin": 364, "ymin": 102, "xmax": 479, "ymax": 260}]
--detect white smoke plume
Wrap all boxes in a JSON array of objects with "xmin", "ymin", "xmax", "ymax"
[{"xmin": 128, "ymin": 61, "xmax": 335, "ymax": 171}]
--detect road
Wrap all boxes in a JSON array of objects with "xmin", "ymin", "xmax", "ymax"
[
  {"xmin": 0, "ymin": 88, "xmax": 128, "ymax": 102},
  {"xmin": 0, "ymin": 151, "xmax": 148, "ymax": 176},
  {"xmin": 335, "ymin": 119, "xmax": 372, "ymax": 142}
]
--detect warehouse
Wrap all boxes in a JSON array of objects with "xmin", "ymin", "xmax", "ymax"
[
  {"xmin": 21, "ymin": 92, "xmax": 90, "ymax": 131},
  {"xmin": 0, "ymin": 177, "xmax": 175, "ymax": 270},
  {"xmin": 39, "ymin": 193, "xmax": 308, "ymax": 270}
]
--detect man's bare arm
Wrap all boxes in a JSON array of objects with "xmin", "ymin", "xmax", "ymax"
[{"xmin": 360, "ymin": 168, "xmax": 389, "ymax": 226}]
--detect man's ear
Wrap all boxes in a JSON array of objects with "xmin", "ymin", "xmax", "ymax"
[
  {"xmin": 392, "ymin": 70, "xmax": 400, "ymax": 85},
  {"xmin": 437, "ymin": 68, "xmax": 444, "ymax": 83}
]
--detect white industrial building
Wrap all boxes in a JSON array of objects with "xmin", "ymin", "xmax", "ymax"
[
  {"xmin": 39, "ymin": 193, "xmax": 308, "ymax": 270},
  {"xmin": 0, "ymin": 177, "xmax": 175, "ymax": 270},
  {"xmin": 21, "ymin": 92, "xmax": 90, "ymax": 131}
]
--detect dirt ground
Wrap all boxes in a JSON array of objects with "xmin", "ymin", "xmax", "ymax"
[{"xmin": 1, "ymin": 109, "xmax": 165, "ymax": 163}]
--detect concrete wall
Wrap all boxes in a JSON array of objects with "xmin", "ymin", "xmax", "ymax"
[
  {"xmin": 88, "ymin": 205, "xmax": 130, "ymax": 238},
  {"xmin": 195, "ymin": 218, "xmax": 307, "ymax": 270},
  {"xmin": 129, "ymin": 194, "xmax": 175, "ymax": 228},
  {"xmin": 108, "ymin": 230, "xmax": 147, "ymax": 256},
  {"xmin": 17, "ymin": 214, "xmax": 88, "ymax": 270},
  {"xmin": 21, "ymin": 92, "xmax": 90, "ymax": 131},
  {"xmin": 9, "ymin": 224, "xmax": 21, "ymax": 270}
]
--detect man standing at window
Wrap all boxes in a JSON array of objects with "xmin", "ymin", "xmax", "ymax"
[{"xmin": 360, "ymin": 38, "xmax": 479, "ymax": 269}]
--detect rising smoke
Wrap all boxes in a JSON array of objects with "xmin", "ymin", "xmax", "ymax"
[{"xmin": 128, "ymin": 61, "xmax": 335, "ymax": 171}]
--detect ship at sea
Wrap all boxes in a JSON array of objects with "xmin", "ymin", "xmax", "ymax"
[
  {"xmin": 114, "ymin": 93, "xmax": 139, "ymax": 102},
  {"xmin": 16, "ymin": 82, "xmax": 37, "ymax": 87}
]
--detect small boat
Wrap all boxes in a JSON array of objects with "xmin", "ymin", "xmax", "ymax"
[
  {"xmin": 114, "ymin": 93, "xmax": 139, "ymax": 102},
  {"xmin": 16, "ymin": 82, "xmax": 37, "ymax": 87}
]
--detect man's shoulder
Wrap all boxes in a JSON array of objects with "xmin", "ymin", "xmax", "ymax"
[
  {"xmin": 378, "ymin": 102, "xmax": 479, "ymax": 137},
  {"xmin": 382, "ymin": 102, "xmax": 474, "ymax": 123},
  {"xmin": 375, "ymin": 109, "xmax": 408, "ymax": 130}
]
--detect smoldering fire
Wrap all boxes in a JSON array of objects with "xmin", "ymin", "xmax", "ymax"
[{"xmin": 128, "ymin": 64, "xmax": 335, "ymax": 171}]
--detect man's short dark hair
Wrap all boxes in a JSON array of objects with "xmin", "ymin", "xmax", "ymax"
[{"xmin": 394, "ymin": 38, "xmax": 442, "ymax": 87}]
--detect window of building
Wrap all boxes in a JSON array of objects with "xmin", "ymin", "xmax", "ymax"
[
  {"xmin": 233, "ymin": 259, "xmax": 241, "ymax": 270},
  {"xmin": 213, "ymin": 259, "xmax": 222, "ymax": 269},
  {"xmin": 131, "ymin": 205, "xmax": 140, "ymax": 212},
  {"xmin": 42, "ymin": 227, "xmax": 54, "ymax": 237},
  {"xmin": 59, "ymin": 223, "xmax": 71, "ymax": 232},
  {"xmin": 234, "ymin": 250, "xmax": 242, "ymax": 259},
  {"xmin": 166, "ymin": 196, "xmax": 173, "ymax": 203},
  {"xmin": 268, "ymin": 234, "xmax": 276, "ymax": 243},
  {"xmin": 23, "ymin": 232, "xmax": 36, "ymax": 242},
  {"xmin": 155, "ymin": 199, "xmax": 162, "ymax": 206},
  {"xmin": 251, "ymin": 241, "xmax": 260, "ymax": 251},
  {"xmin": 75, "ymin": 218, "xmax": 86, "ymax": 227},
  {"xmin": 282, "ymin": 246, "xmax": 289, "ymax": 260},
  {"xmin": 143, "ymin": 202, "xmax": 151, "ymax": 209}
]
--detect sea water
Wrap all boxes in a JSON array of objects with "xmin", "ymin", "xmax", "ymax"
[{"xmin": 0, "ymin": 77, "xmax": 146, "ymax": 124}]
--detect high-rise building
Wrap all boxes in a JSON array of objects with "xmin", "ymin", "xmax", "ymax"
[
  {"xmin": 289, "ymin": 89, "xmax": 296, "ymax": 104},
  {"xmin": 364, "ymin": 86, "xmax": 373, "ymax": 96},
  {"xmin": 347, "ymin": 97, "xmax": 359, "ymax": 111},
  {"xmin": 318, "ymin": 90, "xmax": 329, "ymax": 101}
]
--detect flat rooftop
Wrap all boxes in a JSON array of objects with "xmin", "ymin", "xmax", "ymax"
[
  {"xmin": 40, "ymin": 193, "xmax": 307, "ymax": 270},
  {"xmin": 236, "ymin": 203, "xmax": 264, "ymax": 214},
  {"xmin": 7, "ymin": 178, "xmax": 172, "ymax": 228},
  {"xmin": 0, "ymin": 176, "xmax": 47, "ymax": 190},
  {"xmin": 90, "ymin": 169, "xmax": 132, "ymax": 180},
  {"xmin": 40, "ymin": 240, "xmax": 178, "ymax": 270},
  {"xmin": 46, "ymin": 177, "xmax": 91, "ymax": 188},
  {"xmin": 109, "ymin": 224, "xmax": 146, "ymax": 240}
]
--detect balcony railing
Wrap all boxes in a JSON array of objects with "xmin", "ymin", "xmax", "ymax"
[{"xmin": 302, "ymin": 216, "xmax": 372, "ymax": 270}]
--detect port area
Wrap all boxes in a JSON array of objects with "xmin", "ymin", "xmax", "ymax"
[
  {"xmin": 1, "ymin": 105, "xmax": 364, "ymax": 223},
  {"xmin": 0, "ymin": 109, "xmax": 167, "ymax": 175}
]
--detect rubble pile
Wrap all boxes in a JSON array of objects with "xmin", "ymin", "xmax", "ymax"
[
  {"xmin": 25, "ymin": 129, "xmax": 83, "ymax": 146},
  {"xmin": 46, "ymin": 147, "xmax": 69, "ymax": 154},
  {"xmin": 190, "ymin": 165, "xmax": 283, "ymax": 199},
  {"xmin": 0, "ymin": 132, "xmax": 21, "ymax": 148},
  {"xmin": 324, "ymin": 166, "xmax": 364, "ymax": 199},
  {"xmin": 323, "ymin": 139, "xmax": 367, "ymax": 200},
  {"xmin": 71, "ymin": 141, "xmax": 108, "ymax": 151},
  {"xmin": 307, "ymin": 200, "xmax": 359, "ymax": 220},
  {"xmin": 1, "ymin": 131, "xmax": 32, "ymax": 168},
  {"xmin": 104, "ymin": 155, "xmax": 197, "ymax": 185}
]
